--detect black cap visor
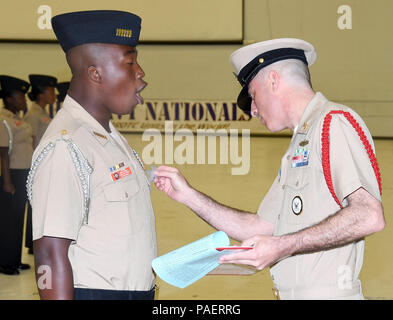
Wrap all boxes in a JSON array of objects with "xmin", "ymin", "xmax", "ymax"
[{"xmin": 237, "ymin": 86, "xmax": 252, "ymax": 115}]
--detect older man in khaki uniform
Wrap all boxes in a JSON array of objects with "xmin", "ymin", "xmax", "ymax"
[
  {"xmin": 28, "ymin": 10, "xmax": 157, "ymax": 300},
  {"xmin": 153, "ymin": 38, "xmax": 385, "ymax": 300}
]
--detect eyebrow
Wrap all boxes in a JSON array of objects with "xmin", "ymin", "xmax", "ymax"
[{"xmin": 124, "ymin": 48, "xmax": 137, "ymax": 56}]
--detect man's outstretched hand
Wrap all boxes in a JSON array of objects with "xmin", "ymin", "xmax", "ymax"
[{"xmin": 153, "ymin": 166, "xmax": 193, "ymax": 205}]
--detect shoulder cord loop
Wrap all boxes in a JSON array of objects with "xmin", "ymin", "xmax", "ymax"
[
  {"xmin": 26, "ymin": 135, "xmax": 93, "ymax": 225},
  {"xmin": 321, "ymin": 110, "xmax": 382, "ymax": 209}
]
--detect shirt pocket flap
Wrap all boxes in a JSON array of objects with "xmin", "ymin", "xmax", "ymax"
[
  {"xmin": 285, "ymin": 167, "xmax": 310, "ymax": 190},
  {"xmin": 103, "ymin": 179, "xmax": 140, "ymax": 202}
]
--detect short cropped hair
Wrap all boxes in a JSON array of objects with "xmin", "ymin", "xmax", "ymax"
[{"xmin": 256, "ymin": 59, "xmax": 312, "ymax": 89}]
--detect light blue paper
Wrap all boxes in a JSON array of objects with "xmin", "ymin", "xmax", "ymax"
[{"xmin": 152, "ymin": 231, "xmax": 230, "ymax": 288}]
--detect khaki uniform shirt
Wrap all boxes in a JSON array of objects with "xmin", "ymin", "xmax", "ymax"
[
  {"xmin": 0, "ymin": 107, "xmax": 33, "ymax": 169},
  {"xmin": 24, "ymin": 102, "xmax": 51, "ymax": 149},
  {"xmin": 30, "ymin": 95, "xmax": 157, "ymax": 291},
  {"xmin": 258, "ymin": 92, "xmax": 381, "ymax": 299}
]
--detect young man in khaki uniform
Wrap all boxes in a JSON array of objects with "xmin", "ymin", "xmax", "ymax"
[
  {"xmin": 28, "ymin": 10, "xmax": 157, "ymax": 300},
  {"xmin": 0, "ymin": 75, "xmax": 33, "ymax": 274},
  {"xmin": 153, "ymin": 39, "xmax": 385, "ymax": 300}
]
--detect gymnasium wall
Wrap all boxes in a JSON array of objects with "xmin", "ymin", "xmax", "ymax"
[{"xmin": 0, "ymin": 0, "xmax": 392, "ymax": 137}]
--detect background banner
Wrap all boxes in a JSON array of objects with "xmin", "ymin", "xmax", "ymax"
[{"xmin": 47, "ymin": 100, "xmax": 292, "ymax": 136}]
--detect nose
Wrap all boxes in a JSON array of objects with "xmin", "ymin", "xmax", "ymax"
[{"xmin": 136, "ymin": 63, "xmax": 145, "ymax": 79}]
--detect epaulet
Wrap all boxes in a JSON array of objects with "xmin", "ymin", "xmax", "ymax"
[
  {"xmin": 26, "ymin": 129, "xmax": 93, "ymax": 225},
  {"xmin": 321, "ymin": 110, "xmax": 382, "ymax": 209}
]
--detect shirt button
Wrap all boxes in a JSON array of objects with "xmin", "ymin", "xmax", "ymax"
[
  {"xmin": 282, "ymin": 185, "xmax": 285, "ymax": 190},
  {"xmin": 125, "ymin": 192, "xmax": 128, "ymax": 198}
]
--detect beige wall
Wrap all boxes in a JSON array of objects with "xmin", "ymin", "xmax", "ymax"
[
  {"xmin": 0, "ymin": 0, "xmax": 392, "ymax": 136},
  {"xmin": 0, "ymin": 0, "xmax": 242, "ymax": 41}
]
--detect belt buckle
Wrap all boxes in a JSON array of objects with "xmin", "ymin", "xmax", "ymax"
[{"xmin": 272, "ymin": 288, "xmax": 280, "ymax": 300}]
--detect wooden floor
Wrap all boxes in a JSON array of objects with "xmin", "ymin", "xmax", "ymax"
[{"xmin": 0, "ymin": 135, "xmax": 392, "ymax": 300}]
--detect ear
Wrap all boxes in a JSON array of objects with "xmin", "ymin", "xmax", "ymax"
[
  {"xmin": 87, "ymin": 65, "xmax": 102, "ymax": 84},
  {"xmin": 267, "ymin": 70, "xmax": 280, "ymax": 93}
]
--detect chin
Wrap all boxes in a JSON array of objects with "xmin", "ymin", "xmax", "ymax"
[
  {"xmin": 264, "ymin": 121, "xmax": 278, "ymax": 133},
  {"xmin": 116, "ymin": 101, "xmax": 137, "ymax": 115},
  {"xmin": 267, "ymin": 124, "xmax": 286, "ymax": 133}
]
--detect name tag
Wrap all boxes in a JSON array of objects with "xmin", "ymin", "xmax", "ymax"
[{"xmin": 111, "ymin": 166, "xmax": 132, "ymax": 181}]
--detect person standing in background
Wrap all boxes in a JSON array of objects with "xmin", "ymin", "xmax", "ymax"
[
  {"xmin": 0, "ymin": 75, "xmax": 33, "ymax": 275},
  {"xmin": 46, "ymin": 81, "xmax": 70, "ymax": 119},
  {"xmin": 24, "ymin": 74, "xmax": 57, "ymax": 254},
  {"xmin": 25, "ymin": 75, "xmax": 57, "ymax": 149},
  {"xmin": 56, "ymin": 82, "xmax": 70, "ymax": 106}
]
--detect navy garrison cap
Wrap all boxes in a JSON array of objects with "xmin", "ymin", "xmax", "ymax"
[
  {"xmin": 0, "ymin": 75, "xmax": 30, "ymax": 98},
  {"xmin": 29, "ymin": 74, "xmax": 57, "ymax": 88},
  {"xmin": 57, "ymin": 81, "xmax": 70, "ymax": 102},
  {"xmin": 51, "ymin": 10, "xmax": 142, "ymax": 52},
  {"xmin": 230, "ymin": 38, "xmax": 317, "ymax": 114}
]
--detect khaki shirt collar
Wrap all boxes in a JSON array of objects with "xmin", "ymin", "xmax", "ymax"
[
  {"xmin": 296, "ymin": 92, "xmax": 328, "ymax": 135},
  {"xmin": 62, "ymin": 95, "xmax": 110, "ymax": 145},
  {"xmin": 0, "ymin": 107, "xmax": 17, "ymax": 119}
]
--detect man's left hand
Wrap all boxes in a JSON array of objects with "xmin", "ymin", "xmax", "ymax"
[{"xmin": 218, "ymin": 234, "xmax": 293, "ymax": 270}]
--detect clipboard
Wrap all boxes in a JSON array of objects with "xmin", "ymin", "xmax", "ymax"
[{"xmin": 207, "ymin": 263, "xmax": 257, "ymax": 275}]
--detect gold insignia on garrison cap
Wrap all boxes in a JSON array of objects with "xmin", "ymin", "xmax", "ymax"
[{"xmin": 116, "ymin": 28, "xmax": 132, "ymax": 38}]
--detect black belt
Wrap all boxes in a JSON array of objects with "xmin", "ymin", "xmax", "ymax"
[{"xmin": 74, "ymin": 286, "xmax": 155, "ymax": 300}]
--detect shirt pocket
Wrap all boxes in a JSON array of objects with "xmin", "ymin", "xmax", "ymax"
[
  {"xmin": 103, "ymin": 178, "xmax": 142, "ymax": 236},
  {"xmin": 283, "ymin": 167, "xmax": 312, "ymax": 226}
]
